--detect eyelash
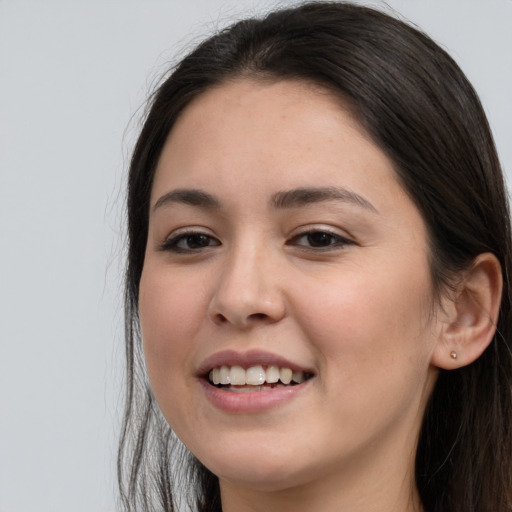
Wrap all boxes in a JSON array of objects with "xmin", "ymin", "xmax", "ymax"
[
  {"xmin": 287, "ymin": 229, "xmax": 354, "ymax": 251},
  {"xmin": 160, "ymin": 228, "xmax": 354, "ymax": 254},
  {"xmin": 160, "ymin": 231, "xmax": 220, "ymax": 253}
]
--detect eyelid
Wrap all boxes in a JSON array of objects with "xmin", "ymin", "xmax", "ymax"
[
  {"xmin": 288, "ymin": 224, "xmax": 354, "ymax": 240},
  {"xmin": 165, "ymin": 225, "xmax": 215, "ymax": 239},
  {"xmin": 159, "ymin": 226, "xmax": 220, "ymax": 252},
  {"xmin": 286, "ymin": 225, "xmax": 355, "ymax": 250}
]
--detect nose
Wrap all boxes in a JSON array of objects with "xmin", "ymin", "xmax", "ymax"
[{"xmin": 208, "ymin": 241, "xmax": 286, "ymax": 329}]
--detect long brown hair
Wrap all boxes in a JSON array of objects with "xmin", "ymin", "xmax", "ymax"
[{"xmin": 119, "ymin": 3, "xmax": 512, "ymax": 511}]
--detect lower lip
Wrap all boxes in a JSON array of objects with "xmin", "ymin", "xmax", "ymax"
[{"xmin": 199, "ymin": 379, "xmax": 311, "ymax": 413}]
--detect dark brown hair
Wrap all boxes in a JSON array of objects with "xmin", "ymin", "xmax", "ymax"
[{"xmin": 118, "ymin": 3, "xmax": 512, "ymax": 511}]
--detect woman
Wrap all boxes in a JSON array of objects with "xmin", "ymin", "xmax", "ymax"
[{"xmin": 118, "ymin": 2, "xmax": 512, "ymax": 511}]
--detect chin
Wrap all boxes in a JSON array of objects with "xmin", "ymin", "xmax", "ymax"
[{"xmin": 200, "ymin": 448, "xmax": 318, "ymax": 493}]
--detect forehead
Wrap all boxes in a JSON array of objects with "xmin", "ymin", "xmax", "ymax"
[
  {"xmin": 152, "ymin": 79, "xmax": 401, "ymax": 206},
  {"xmin": 168, "ymin": 78, "xmax": 367, "ymax": 152}
]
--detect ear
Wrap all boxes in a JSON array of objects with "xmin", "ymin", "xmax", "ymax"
[{"xmin": 431, "ymin": 253, "xmax": 502, "ymax": 370}]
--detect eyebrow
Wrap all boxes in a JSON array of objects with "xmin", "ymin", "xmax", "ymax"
[
  {"xmin": 153, "ymin": 189, "xmax": 221, "ymax": 212},
  {"xmin": 271, "ymin": 187, "xmax": 378, "ymax": 213},
  {"xmin": 152, "ymin": 186, "xmax": 377, "ymax": 213}
]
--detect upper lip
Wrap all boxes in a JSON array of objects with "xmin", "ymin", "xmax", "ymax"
[{"xmin": 197, "ymin": 349, "xmax": 313, "ymax": 377}]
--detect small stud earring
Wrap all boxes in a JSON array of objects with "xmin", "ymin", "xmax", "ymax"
[{"xmin": 450, "ymin": 351, "xmax": 458, "ymax": 360}]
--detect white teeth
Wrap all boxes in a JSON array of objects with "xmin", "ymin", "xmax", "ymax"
[
  {"xmin": 266, "ymin": 365, "xmax": 280, "ymax": 383},
  {"xmin": 219, "ymin": 365, "xmax": 230, "ymax": 385},
  {"xmin": 246, "ymin": 365, "xmax": 265, "ymax": 385},
  {"xmin": 279, "ymin": 368, "xmax": 292, "ymax": 385},
  {"xmin": 209, "ymin": 365, "xmax": 308, "ymax": 386},
  {"xmin": 229, "ymin": 365, "xmax": 246, "ymax": 385}
]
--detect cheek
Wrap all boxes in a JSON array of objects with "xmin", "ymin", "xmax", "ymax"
[
  {"xmin": 291, "ymin": 263, "xmax": 437, "ymax": 441},
  {"xmin": 292, "ymin": 259, "xmax": 435, "ymax": 369},
  {"xmin": 138, "ymin": 265, "xmax": 208, "ymax": 387}
]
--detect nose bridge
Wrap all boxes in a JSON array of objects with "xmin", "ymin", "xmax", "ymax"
[{"xmin": 209, "ymin": 233, "xmax": 285, "ymax": 327}]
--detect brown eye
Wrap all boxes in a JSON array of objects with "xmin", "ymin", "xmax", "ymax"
[
  {"xmin": 289, "ymin": 230, "xmax": 353, "ymax": 250},
  {"xmin": 162, "ymin": 232, "xmax": 220, "ymax": 253},
  {"xmin": 306, "ymin": 232, "xmax": 336, "ymax": 247},
  {"xmin": 183, "ymin": 234, "xmax": 212, "ymax": 249}
]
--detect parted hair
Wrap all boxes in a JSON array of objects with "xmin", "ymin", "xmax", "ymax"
[{"xmin": 119, "ymin": 3, "xmax": 512, "ymax": 511}]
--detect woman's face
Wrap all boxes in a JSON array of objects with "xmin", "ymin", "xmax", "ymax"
[{"xmin": 139, "ymin": 79, "xmax": 442, "ymax": 494}]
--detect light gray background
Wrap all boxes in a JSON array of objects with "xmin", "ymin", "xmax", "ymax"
[{"xmin": 1, "ymin": 1, "xmax": 511, "ymax": 511}]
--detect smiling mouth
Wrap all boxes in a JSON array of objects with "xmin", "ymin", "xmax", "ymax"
[{"xmin": 207, "ymin": 365, "xmax": 314, "ymax": 391}]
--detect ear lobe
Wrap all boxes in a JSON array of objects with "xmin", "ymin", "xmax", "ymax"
[{"xmin": 431, "ymin": 253, "xmax": 502, "ymax": 370}]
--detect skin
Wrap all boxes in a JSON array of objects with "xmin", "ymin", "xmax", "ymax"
[{"xmin": 139, "ymin": 79, "xmax": 450, "ymax": 512}]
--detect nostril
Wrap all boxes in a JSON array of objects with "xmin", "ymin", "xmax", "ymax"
[
  {"xmin": 212, "ymin": 311, "xmax": 271, "ymax": 327},
  {"xmin": 209, "ymin": 289, "xmax": 286, "ymax": 327},
  {"xmin": 214, "ymin": 313, "xmax": 229, "ymax": 324},
  {"xmin": 249, "ymin": 313, "xmax": 268, "ymax": 321}
]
